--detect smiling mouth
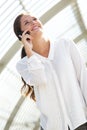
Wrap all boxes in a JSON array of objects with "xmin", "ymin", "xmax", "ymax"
[{"xmin": 32, "ymin": 26, "xmax": 39, "ymax": 31}]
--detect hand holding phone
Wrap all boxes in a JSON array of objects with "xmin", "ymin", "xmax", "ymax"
[
  {"xmin": 19, "ymin": 30, "xmax": 33, "ymax": 57},
  {"xmin": 19, "ymin": 30, "xmax": 30, "ymax": 40},
  {"xmin": 25, "ymin": 31, "xmax": 30, "ymax": 41}
]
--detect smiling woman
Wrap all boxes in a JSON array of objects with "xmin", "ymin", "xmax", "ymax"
[
  {"xmin": 13, "ymin": 12, "xmax": 87, "ymax": 130},
  {"xmin": 13, "ymin": 12, "xmax": 69, "ymax": 130}
]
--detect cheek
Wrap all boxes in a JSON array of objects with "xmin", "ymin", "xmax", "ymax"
[
  {"xmin": 25, "ymin": 26, "xmax": 30, "ymax": 30},
  {"xmin": 22, "ymin": 25, "xmax": 31, "ymax": 31}
]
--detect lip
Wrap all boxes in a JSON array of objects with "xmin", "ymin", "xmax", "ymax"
[{"xmin": 32, "ymin": 26, "xmax": 40, "ymax": 31}]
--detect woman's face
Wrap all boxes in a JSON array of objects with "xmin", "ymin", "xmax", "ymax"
[{"xmin": 20, "ymin": 14, "xmax": 43, "ymax": 37}]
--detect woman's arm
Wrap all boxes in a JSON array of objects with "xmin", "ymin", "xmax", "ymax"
[
  {"xmin": 16, "ymin": 55, "xmax": 47, "ymax": 87},
  {"xmin": 68, "ymin": 39, "xmax": 87, "ymax": 104}
]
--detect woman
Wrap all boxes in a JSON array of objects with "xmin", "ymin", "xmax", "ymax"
[{"xmin": 13, "ymin": 12, "xmax": 87, "ymax": 130}]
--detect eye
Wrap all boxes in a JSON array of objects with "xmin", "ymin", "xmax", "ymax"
[{"xmin": 24, "ymin": 21, "xmax": 30, "ymax": 25}]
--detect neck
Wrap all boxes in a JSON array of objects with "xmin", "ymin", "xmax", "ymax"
[{"xmin": 32, "ymin": 34, "xmax": 50, "ymax": 57}]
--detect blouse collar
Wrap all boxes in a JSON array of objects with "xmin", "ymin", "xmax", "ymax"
[{"xmin": 34, "ymin": 40, "xmax": 55, "ymax": 61}]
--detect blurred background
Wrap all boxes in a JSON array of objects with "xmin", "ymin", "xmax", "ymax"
[{"xmin": 0, "ymin": 0, "xmax": 87, "ymax": 130}]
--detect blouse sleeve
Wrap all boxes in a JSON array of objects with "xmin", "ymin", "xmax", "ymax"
[
  {"xmin": 67, "ymin": 39, "xmax": 87, "ymax": 105},
  {"xmin": 16, "ymin": 55, "xmax": 47, "ymax": 87}
]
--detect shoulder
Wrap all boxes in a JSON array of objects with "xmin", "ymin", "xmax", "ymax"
[
  {"xmin": 16, "ymin": 56, "xmax": 27, "ymax": 72},
  {"xmin": 55, "ymin": 37, "xmax": 73, "ymax": 45},
  {"xmin": 54, "ymin": 37, "xmax": 73, "ymax": 49}
]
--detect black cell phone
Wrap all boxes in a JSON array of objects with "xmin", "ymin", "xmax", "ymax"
[
  {"xmin": 25, "ymin": 31, "xmax": 30, "ymax": 41},
  {"xmin": 18, "ymin": 31, "xmax": 30, "ymax": 41},
  {"xmin": 25, "ymin": 31, "xmax": 30, "ymax": 35}
]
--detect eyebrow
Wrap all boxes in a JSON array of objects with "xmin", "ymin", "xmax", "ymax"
[{"xmin": 23, "ymin": 16, "xmax": 37, "ymax": 23}]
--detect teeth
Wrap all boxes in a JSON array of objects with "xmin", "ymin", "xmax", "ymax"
[{"xmin": 32, "ymin": 26, "xmax": 39, "ymax": 30}]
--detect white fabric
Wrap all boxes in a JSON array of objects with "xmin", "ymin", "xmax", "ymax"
[{"xmin": 16, "ymin": 38, "xmax": 87, "ymax": 130}]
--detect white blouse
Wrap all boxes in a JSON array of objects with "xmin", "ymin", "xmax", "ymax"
[{"xmin": 16, "ymin": 38, "xmax": 87, "ymax": 130}]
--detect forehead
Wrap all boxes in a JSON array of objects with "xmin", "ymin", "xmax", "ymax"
[{"xmin": 21, "ymin": 13, "xmax": 36, "ymax": 21}]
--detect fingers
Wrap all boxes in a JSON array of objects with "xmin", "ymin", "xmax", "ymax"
[
  {"xmin": 19, "ymin": 30, "xmax": 32, "ymax": 44},
  {"xmin": 19, "ymin": 35, "xmax": 22, "ymax": 39},
  {"xmin": 19, "ymin": 30, "xmax": 33, "ymax": 57}
]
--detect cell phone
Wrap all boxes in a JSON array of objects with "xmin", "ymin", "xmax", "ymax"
[
  {"xmin": 18, "ymin": 31, "xmax": 30, "ymax": 41},
  {"xmin": 25, "ymin": 31, "xmax": 30, "ymax": 41},
  {"xmin": 25, "ymin": 31, "xmax": 30, "ymax": 35}
]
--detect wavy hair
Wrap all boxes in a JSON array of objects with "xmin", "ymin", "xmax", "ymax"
[{"xmin": 21, "ymin": 47, "xmax": 36, "ymax": 101}]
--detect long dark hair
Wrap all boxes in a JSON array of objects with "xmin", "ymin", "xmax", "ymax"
[
  {"xmin": 13, "ymin": 14, "xmax": 23, "ymax": 40},
  {"xmin": 21, "ymin": 47, "xmax": 35, "ymax": 101},
  {"xmin": 13, "ymin": 14, "xmax": 35, "ymax": 101}
]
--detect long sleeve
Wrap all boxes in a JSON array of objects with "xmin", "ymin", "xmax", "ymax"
[
  {"xmin": 68, "ymin": 39, "xmax": 87, "ymax": 105},
  {"xmin": 16, "ymin": 55, "xmax": 47, "ymax": 87}
]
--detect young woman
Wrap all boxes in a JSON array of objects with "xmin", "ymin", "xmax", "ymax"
[{"xmin": 13, "ymin": 12, "xmax": 87, "ymax": 130}]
